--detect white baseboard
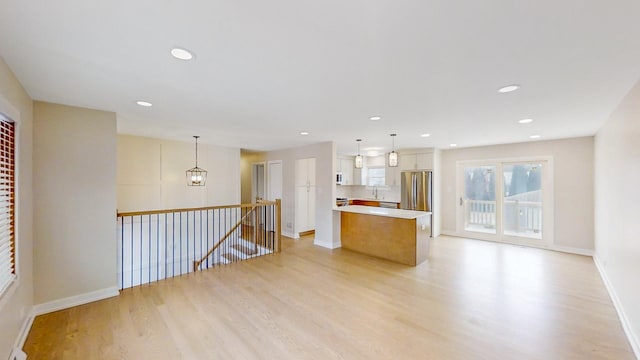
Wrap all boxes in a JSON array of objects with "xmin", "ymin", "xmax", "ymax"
[
  {"xmin": 549, "ymin": 245, "xmax": 594, "ymax": 257},
  {"xmin": 13, "ymin": 311, "xmax": 34, "ymax": 350},
  {"xmin": 282, "ymin": 230, "xmax": 296, "ymax": 239},
  {"xmin": 593, "ymin": 255, "xmax": 640, "ymax": 359},
  {"xmin": 440, "ymin": 230, "xmax": 594, "ymax": 256},
  {"xmin": 313, "ymin": 239, "xmax": 341, "ymax": 249},
  {"xmin": 33, "ymin": 286, "xmax": 120, "ymax": 316}
]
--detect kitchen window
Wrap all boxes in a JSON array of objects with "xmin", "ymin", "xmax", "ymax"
[{"xmin": 367, "ymin": 166, "xmax": 385, "ymax": 187}]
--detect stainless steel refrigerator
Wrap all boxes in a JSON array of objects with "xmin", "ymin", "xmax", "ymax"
[{"xmin": 401, "ymin": 171, "xmax": 433, "ymax": 236}]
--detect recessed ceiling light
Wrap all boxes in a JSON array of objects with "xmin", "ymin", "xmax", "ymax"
[
  {"xmin": 530, "ymin": 134, "xmax": 541, "ymax": 139},
  {"xmin": 171, "ymin": 47, "xmax": 194, "ymax": 60},
  {"xmin": 519, "ymin": 118, "xmax": 534, "ymax": 124},
  {"xmin": 498, "ymin": 85, "xmax": 520, "ymax": 93},
  {"xmin": 136, "ymin": 101, "xmax": 152, "ymax": 107},
  {"xmin": 366, "ymin": 150, "xmax": 379, "ymax": 156},
  {"xmin": 450, "ymin": 143, "xmax": 457, "ymax": 147},
  {"xmin": 300, "ymin": 131, "xmax": 309, "ymax": 135},
  {"xmin": 369, "ymin": 116, "xmax": 381, "ymax": 121},
  {"xmin": 420, "ymin": 133, "xmax": 431, "ymax": 137}
]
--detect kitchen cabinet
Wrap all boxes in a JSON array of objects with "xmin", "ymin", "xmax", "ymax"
[
  {"xmin": 351, "ymin": 199, "xmax": 400, "ymax": 208},
  {"xmin": 338, "ymin": 206, "xmax": 431, "ymax": 266},
  {"xmin": 351, "ymin": 199, "xmax": 380, "ymax": 207},
  {"xmin": 341, "ymin": 158, "xmax": 354, "ymax": 185},
  {"xmin": 386, "ymin": 163, "xmax": 398, "ymax": 186},
  {"xmin": 353, "ymin": 166, "xmax": 365, "ymax": 185},
  {"xmin": 336, "ymin": 157, "xmax": 355, "ymax": 185},
  {"xmin": 400, "ymin": 153, "xmax": 433, "ymax": 171},
  {"xmin": 295, "ymin": 157, "xmax": 316, "ymax": 235}
]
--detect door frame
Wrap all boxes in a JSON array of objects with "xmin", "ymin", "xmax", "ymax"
[
  {"xmin": 455, "ymin": 156, "xmax": 554, "ymax": 249},
  {"xmin": 251, "ymin": 161, "xmax": 266, "ymax": 203},
  {"xmin": 267, "ymin": 160, "xmax": 284, "ymax": 235}
]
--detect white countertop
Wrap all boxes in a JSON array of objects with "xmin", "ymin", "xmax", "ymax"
[{"xmin": 335, "ymin": 205, "xmax": 431, "ymax": 219}]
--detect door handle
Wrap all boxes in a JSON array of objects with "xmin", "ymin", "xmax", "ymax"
[{"xmin": 460, "ymin": 197, "xmax": 463, "ymax": 206}]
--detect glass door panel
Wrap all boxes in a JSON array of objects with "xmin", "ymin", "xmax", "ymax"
[
  {"xmin": 463, "ymin": 165, "xmax": 497, "ymax": 234},
  {"xmin": 502, "ymin": 163, "xmax": 543, "ymax": 239}
]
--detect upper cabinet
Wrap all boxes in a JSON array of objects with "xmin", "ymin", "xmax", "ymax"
[
  {"xmin": 337, "ymin": 157, "xmax": 354, "ymax": 185},
  {"xmin": 400, "ymin": 152, "xmax": 433, "ymax": 171},
  {"xmin": 336, "ymin": 151, "xmax": 432, "ymax": 187}
]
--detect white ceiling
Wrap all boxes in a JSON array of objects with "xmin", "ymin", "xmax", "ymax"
[{"xmin": 2, "ymin": 0, "xmax": 640, "ymax": 155}]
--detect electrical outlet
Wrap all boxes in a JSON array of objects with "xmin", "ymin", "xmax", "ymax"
[{"xmin": 286, "ymin": 222, "xmax": 292, "ymax": 229}]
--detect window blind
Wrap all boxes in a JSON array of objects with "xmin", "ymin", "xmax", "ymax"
[{"xmin": 0, "ymin": 118, "xmax": 15, "ymax": 295}]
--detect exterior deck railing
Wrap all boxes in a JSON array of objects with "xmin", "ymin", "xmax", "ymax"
[{"xmin": 464, "ymin": 199, "xmax": 542, "ymax": 236}]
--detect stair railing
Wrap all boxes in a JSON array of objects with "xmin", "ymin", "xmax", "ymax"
[
  {"xmin": 193, "ymin": 205, "xmax": 257, "ymax": 271},
  {"xmin": 116, "ymin": 199, "xmax": 281, "ymax": 290}
]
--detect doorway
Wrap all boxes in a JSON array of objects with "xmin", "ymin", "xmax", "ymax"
[
  {"xmin": 457, "ymin": 158, "xmax": 553, "ymax": 248},
  {"xmin": 251, "ymin": 162, "xmax": 266, "ymax": 203}
]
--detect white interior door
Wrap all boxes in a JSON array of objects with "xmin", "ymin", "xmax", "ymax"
[{"xmin": 294, "ymin": 158, "xmax": 316, "ymax": 237}]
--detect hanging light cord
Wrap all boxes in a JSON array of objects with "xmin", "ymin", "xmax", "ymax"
[{"xmin": 194, "ymin": 135, "xmax": 199, "ymax": 167}]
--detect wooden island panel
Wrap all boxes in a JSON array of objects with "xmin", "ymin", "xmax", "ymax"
[{"xmin": 341, "ymin": 211, "xmax": 428, "ymax": 266}]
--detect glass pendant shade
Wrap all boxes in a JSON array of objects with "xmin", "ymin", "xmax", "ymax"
[
  {"xmin": 354, "ymin": 155, "xmax": 363, "ymax": 169},
  {"xmin": 388, "ymin": 134, "xmax": 398, "ymax": 167},
  {"xmin": 388, "ymin": 151, "xmax": 398, "ymax": 167},
  {"xmin": 186, "ymin": 136, "xmax": 207, "ymax": 186},
  {"xmin": 354, "ymin": 139, "xmax": 363, "ymax": 169}
]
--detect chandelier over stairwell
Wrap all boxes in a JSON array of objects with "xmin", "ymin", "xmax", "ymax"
[{"xmin": 186, "ymin": 136, "xmax": 207, "ymax": 186}]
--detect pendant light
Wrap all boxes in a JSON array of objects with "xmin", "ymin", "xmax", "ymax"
[
  {"xmin": 354, "ymin": 139, "xmax": 363, "ymax": 169},
  {"xmin": 186, "ymin": 136, "xmax": 207, "ymax": 186},
  {"xmin": 388, "ymin": 133, "xmax": 398, "ymax": 167}
]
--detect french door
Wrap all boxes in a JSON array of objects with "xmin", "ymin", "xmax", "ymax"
[{"xmin": 457, "ymin": 158, "xmax": 553, "ymax": 247}]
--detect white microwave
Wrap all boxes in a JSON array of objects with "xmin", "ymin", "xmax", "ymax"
[{"xmin": 336, "ymin": 172, "xmax": 343, "ymax": 185}]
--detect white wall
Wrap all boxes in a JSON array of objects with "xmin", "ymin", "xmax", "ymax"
[
  {"xmin": 594, "ymin": 79, "xmax": 640, "ymax": 356},
  {"xmin": 117, "ymin": 135, "xmax": 241, "ymax": 212},
  {"xmin": 265, "ymin": 142, "xmax": 336, "ymax": 247},
  {"xmin": 33, "ymin": 102, "xmax": 117, "ymax": 304},
  {"xmin": 440, "ymin": 137, "xmax": 594, "ymax": 251},
  {"xmin": 0, "ymin": 56, "xmax": 34, "ymax": 357},
  {"xmin": 432, "ymin": 149, "xmax": 442, "ymax": 237}
]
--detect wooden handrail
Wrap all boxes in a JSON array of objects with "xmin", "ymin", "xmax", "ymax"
[
  {"xmin": 192, "ymin": 206, "xmax": 258, "ymax": 271},
  {"xmin": 117, "ymin": 201, "xmax": 276, "ymax": 217}
]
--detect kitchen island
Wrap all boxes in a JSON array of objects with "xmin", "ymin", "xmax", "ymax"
[{"xmin": 335, "ymin": 205, "xmax": 431, "ymax": 266}]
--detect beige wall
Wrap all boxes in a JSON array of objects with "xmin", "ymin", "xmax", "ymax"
[
  {"xmin": 594, "ymin": 79, "xmax": 640, "ymax": 354},
  {"xmin": 117, "ymin": 135, "xmax": 240, "ymax": 212},
  {"xmin": 0, "ymin": 57, "xmax": 34, "ymax": 357},
  {"xmin": 440, "ymin": 137, "xmax": 594, "ymax": 251},
  {"xmin": 33, "ymin": 102, "xmax": 117, "ymax": 304},
  {"xmin": 265, "ymin": 142, "xmax": 336, "ymax": 247}
]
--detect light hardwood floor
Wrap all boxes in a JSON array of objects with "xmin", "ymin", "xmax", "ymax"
[{"xmin": 24, "ymin": 235, "xmax": 634, "ymax": 359}]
